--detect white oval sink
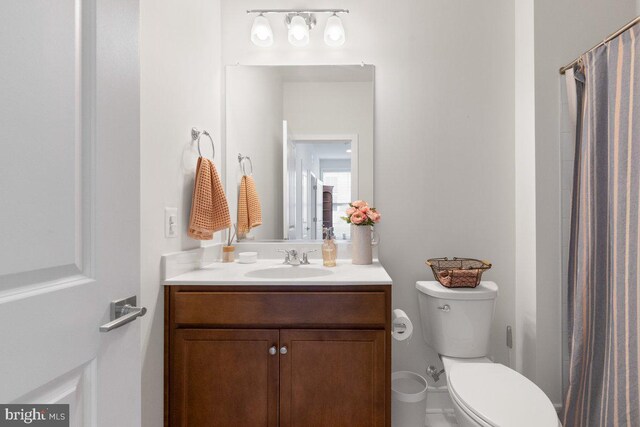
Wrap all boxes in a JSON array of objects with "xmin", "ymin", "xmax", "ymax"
[{"xmin": 245, "ymin": 265, "xmax": 334, "ymax": 279}]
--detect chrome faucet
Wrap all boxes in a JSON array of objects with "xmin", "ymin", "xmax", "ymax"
[
  {"xmin": 277, "ymin": 249, "xmax": 300, "ymax": 265},
  {"xmin": 278, "ymin": 249, "xmax": 318, "ymax": 265}
]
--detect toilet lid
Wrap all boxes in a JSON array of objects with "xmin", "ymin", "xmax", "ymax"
[
  {"xmin": 448, "ymin": 363, "xmax": 558, "ymax": 427},
  {"xmin": 415, "ymin": 281, "xmax": 498, "ymax": 300}
]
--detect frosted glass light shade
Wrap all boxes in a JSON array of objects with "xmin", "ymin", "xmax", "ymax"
[
  {"xmin": 251, "ymin": 15, "xmax": 273, "ymax": 47},
  {"xmin": 288, "ymin": 15, "xmax": 309, "ymax": 46},
  {"xmin": 324, "ymin": 14, "xmax": 345, "ymax": 46}
]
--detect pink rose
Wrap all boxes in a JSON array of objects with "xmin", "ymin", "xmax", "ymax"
[
  {"xmin": 345, "ymin": 207, "xmax": 356, "ymax": 216},
  {"xmin": 368, "ymin": 211, "xmax": 381, "ymax": 223},
  {"xmin": 351, "ymin": 200, "xmax": 368, "ymax": 208},
  {"xmin": 350, "ymin": 210, "xmax": 366, "ymax": 225},
  {"xmin": 359, "ymin": 205, "xmax": 370, "ymax": 213}
]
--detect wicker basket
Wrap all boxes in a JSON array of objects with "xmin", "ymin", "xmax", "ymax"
[{"xmin": 426, "ymin": 257, "xmax": 492, "ymax": 288}]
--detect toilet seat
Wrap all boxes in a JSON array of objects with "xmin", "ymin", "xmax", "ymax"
[{"xmin": 448, "ymin": 363, "xmax": 559, "ymax": 427}]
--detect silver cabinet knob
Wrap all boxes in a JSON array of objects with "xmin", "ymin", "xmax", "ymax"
[
  {"xmin": 279, "ymin": 346, "xmax": 288, "ymax": 355},
  {"xmin": 438, "ymin": 304, "xmax": 451, "ymax": 312},
  {"xmin": 269, "ymin": 346, "xmax": 277, "ymax": 355}
]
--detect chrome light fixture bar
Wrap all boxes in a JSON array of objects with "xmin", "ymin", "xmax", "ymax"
[
  {"xmin": 247, "ymin": 9, "xmax": 349, "ymax": 15},
  {"xmin": 247, "ymin": 9, "xmax": 349, "ymax": 47}
]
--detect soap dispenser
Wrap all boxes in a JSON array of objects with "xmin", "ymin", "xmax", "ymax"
[{"xmin": 322, "ymin": 227, "xmax": 337, "ymax": 267}]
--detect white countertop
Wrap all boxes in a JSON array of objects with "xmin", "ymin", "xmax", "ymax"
[{"xmin": 164, "ymin": 259, "xmax": 392, "ymax": 286}]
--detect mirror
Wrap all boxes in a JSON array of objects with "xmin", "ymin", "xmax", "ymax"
[{"xmin": 225, "ymin": 65, "xmax": 374, "ymax": 241}]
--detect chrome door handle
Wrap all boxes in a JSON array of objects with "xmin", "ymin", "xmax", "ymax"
[
  {"xmin": 269, "ymin": 346, "xmax": 277, "ymax": 355},
  {"xmin": 100, "ymin": 296, "xmax": 147, "ymax": 332},
  {"xmin": 437, "ymin": 304, "xmax": 451, "ymax": 312},
  {"xmin": 279, "ymin": 346, "xmax": 288, "ymax": 355}
]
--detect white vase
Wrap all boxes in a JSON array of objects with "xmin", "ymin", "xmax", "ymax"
[{"xmin": 351, "ymin": 224, "xmax": 375, "ymax": 265}]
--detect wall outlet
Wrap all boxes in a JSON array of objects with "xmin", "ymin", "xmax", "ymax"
[{"xmin": 165, "ymin": 207, "xmax": 178, "ymax": 238}]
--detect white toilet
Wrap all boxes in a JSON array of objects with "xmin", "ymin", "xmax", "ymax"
[{"xmin": 416, "ymin": 281, "xmax": 560, "ymax": 427}]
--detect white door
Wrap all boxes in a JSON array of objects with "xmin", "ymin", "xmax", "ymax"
[
  {"xmin": 308, "ymin": 173, "xmax": 322, "ymax": 240},
  {"xmin": 0, "ymin": 1, "xmax": 141, "ymax": 426},
  {"xmin": 314, "ymin": 177, "xmax": 324, "ymax": 240},
  {"xmin": 300, "ymin": 169, "xmax": 309, "ymax": 240}
]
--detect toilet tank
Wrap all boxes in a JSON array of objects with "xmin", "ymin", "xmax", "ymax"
[{"xmin": 415, "ymin": 281, "xmax": 498, "ymax": 358}]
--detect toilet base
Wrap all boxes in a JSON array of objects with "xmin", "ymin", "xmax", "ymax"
[
  {"xmin": 449, "ymin": 385, "xmax": 492, "ymax": 427},
  {"xmin": 440, "ymin": 357, "xmax": 561, "ymax": 427},
  {"xmin": 440, "ymin": 356, "xmax": 493, "ymax": 427}
]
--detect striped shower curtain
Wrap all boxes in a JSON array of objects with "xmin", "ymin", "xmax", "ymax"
[{"xmin": 563, "ymin": 25, "xmax": 640, "ymax": 426}]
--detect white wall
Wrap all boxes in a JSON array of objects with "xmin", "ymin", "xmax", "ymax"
[
  {"xmin": 140, "ymin": 1, "xmax": 221, "ymax": 426},
  {"xmin": 283, "ymin": 81, "xmax": 374, "ymax": 204},
  {"xmin": 226, "ymin": 66, "xmax": 283, "ymax": 239},
  {"xmin": 220, "ymin": 0, "xmax": 516, "ymax": 379},
  {"xmin": 532, "ymin": 0, "xmax": 637, "ymax": 404}
]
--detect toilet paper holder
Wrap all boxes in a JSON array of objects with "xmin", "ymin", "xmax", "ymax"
[
  {"xmin": 392, "ymin": 321, "xmax": 408, "ymax": 336},
  {"xmin": 391, "ymin": 308, "xmax": 413, "ymax": 341}
]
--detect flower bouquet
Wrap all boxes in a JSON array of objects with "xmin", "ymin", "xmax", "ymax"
[
  {"xmin": 341, "ymin": 200, "xmax": 380, "ymax": 265},
  {"xmin": 341, "ymin": 200, "xmax": 381, "ymax": 226}
]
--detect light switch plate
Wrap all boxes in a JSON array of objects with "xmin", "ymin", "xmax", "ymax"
[{"xmin": 165, "ymin": 207, "xmax": 178, "ymax": 238}]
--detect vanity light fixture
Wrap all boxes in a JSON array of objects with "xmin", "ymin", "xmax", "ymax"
[
  {"xmin": 250, "ymin": 14, "xmax": 273, "ymax": 47},
  {"xmin": 247, "ymin": 9, "xmax": 349, "ymax": 47}
]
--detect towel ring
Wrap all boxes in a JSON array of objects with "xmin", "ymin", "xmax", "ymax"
[
  {"xmin": 238, "ymin": 154, "xmax": 253, "ymax": 175},
  {"xmin": 191, "ymin": 127, "xmax": 215, "ymax": 159}
]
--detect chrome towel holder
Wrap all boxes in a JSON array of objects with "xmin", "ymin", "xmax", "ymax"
[{"xmin": 191, "ymin": 127, "xmax": 215, "ymax": 159}]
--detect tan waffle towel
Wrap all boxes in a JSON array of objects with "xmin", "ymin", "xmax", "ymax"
[
  {"xmin": 237, "ymin": 175, "xmax": 262, "ymax": 234},
  {"xmin": 188, "ymin": 157, "xmax": 231, "ymax": 240}
]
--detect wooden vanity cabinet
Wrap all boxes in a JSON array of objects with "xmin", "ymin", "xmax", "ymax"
[
  {"xmin": 165, "ymin": 285, "xmax": 391, "ymax": 427},
  {"xmin": 171, "ymin": 329, "xmax": 280, "ymax": 426}
]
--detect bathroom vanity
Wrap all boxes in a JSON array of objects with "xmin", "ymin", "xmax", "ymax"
[
  {"xmin": 164, "ymin": 63, "xmax": 387, "ymax": 426},
  {"xmin": 164, "ymin": 260, "xmax": 392, "ymax": 427}
]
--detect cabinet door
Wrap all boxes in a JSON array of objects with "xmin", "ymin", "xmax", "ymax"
[
  {"xmin": 170, "ymin": 329, "xmax": 279, "ymax": 427},
  {"xmin": 279, "ymin": 329, "xmax": 386, "ymax": 427}
]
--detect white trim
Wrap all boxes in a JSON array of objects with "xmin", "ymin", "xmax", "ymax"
[{"xmin": 283, "ymin": 120, "xmax": 289, "ymax": 239}]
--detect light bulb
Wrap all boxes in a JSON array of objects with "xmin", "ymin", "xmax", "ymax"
[
  {"xmin": 251, "ymin": 15, "xmax": 273, "ymax": 47},
  {"xmin": 324, "ymin": 14, "xmax": 345, "ymax": 46},
  {"xmin": 292, "ymin": 27, "xmax": 305, "ymax": 40},
  {"xmin": 288, "ymin": 15, "xmax": 309, "ymax": 46}
]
